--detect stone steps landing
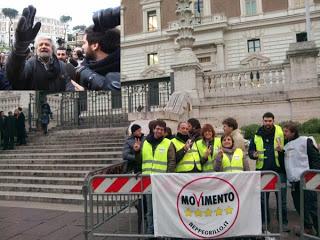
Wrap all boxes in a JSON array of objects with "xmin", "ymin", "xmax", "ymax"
[{"xmin": 0, "ymin": 127, "xmax": 127, "ymax": 204}]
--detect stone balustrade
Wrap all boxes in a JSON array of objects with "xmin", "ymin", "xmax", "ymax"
[
  {"xmin": 0, "ymin": 95, "xmax": 20, "ymax": 113},
  {"xmin": 202, "ymin": 64, "xmax": 286, "ymax": 97}
]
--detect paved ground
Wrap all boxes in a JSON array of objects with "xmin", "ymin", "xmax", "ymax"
[{"xmin": 0, "ymin": 197, "xmax": 308, "ymax": 240}]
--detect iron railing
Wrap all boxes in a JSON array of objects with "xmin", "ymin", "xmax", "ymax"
[{"xmin": 28, "ymin": 77, "xmax": 172, "ymax": 130}]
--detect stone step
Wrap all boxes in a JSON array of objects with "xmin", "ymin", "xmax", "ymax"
[
  {"xmin": 0, "ymin": 164, "xmax": 109, "ymax": 171},
  {"xmin": 0, "ymin": 176, "xmax": 84, "ymax": 185},
  {"xmin": 30, "ymin": 135, "xmax": 125, "ymax": 140},
  {"xmin": 0, "ymin": 183, "xmax": 82, "ymax": 195},
  {"xmin": 0, "ymin": 151, "xmax": 122, "ymax": 159},
  {"xmin": 0, "ymin": 170, "xmax": 88, "ymax": 178},
  {"xmin": 5, "ymin": 147, "xmax": 123, "ymax": 154},
  {"xmin": 0, "ymin": 191, "xmax": 83, "ymax": 204},
  {"xmin": 16, "ymin": 142, "xmax": 123, "ymax": 149},
  {"xmin": 47, "ymin": 127, "xmax": 127, "ymax": 135},
  {"xmin": 24, "ymin": 139, "xmax": 125, "ymax": 145},
  {"xmin": 0, "ymin": 158, "xmax": 122, "ymax": 165}
]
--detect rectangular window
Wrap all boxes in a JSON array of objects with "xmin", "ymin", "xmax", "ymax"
[
  {"xmin": 198, "ymin": 56, "xmax": 211, "ymax": 63},
  {"xmin": 247, "ymin": 39, "xmax": 261, "ymax": 53},
  {"xmin": 296, "ymin": 32, "xmax": 307, "ymax": 42},
  {"xmin": 295, "ymin": 0, "xmax": 305, "ymax": 8},
  {"xmin": 194, "ymin": 0, "xmax": 204, "ymax": 15},
  {"xmin": 245, "ymin": 0, "xmax": 257, "ymax": 16},
  {"xmin": 147, "ymin": 10, "xmax": 158, "ymax": 32},
  {"xmin": 148, "ymin": 53, "xmax": 159, "ymax": 65}
]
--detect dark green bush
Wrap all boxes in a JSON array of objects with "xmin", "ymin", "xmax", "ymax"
[
  {"xmin": 241, "ymin": 124, "xmax": 260, "ymax": 140},
  {"xmin": 300, "ymin": 118, "xmax": 320, "ymax": 134}
]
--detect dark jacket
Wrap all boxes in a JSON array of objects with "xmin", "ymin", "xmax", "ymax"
[
  {"xmin": 17, "ymin": 112, "xmax": 26, "ymax": 131},
  {"xmin": 249, "ymin": 126, "xmax": 283, "ymax": 172},
  {"xmin": 41, "ymin": 103, "xmax": 52, "ymax": 125},
  {"xmin": 83, "ymin": 48, "xmax": 120, "ymax": 75},
  {"xmin": 6, "ymin": 52, "xmax": 69, "ymax": 90},
  {"xmin": 81, "ymin": 48, "xmax": 120, "ymax": 90},
  {"xmin": 123, "ymin": 134, "xmax": 145, "ymax": 172},
  {"xmin": 0, "ymin": 70, "xmax": 12, "ymax": 90},
  {"xmin": 3, "ymin": 116, "xmax": 16, "ymax": 137}
]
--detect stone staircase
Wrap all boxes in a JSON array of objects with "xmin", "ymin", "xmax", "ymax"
[{"xmin": 0, "ymin": 127, "xmax": 126, "ymax": 204}]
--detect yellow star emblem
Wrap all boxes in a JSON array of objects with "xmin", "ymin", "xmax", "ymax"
[
  {"xmin": 204, "ymin": 208, "xmax": 212, "ymax": 217},
  {"xmin": 215, "ymin": 208, "xmax": 223, "ymax": 216},
  {"xmin": 185, "ymin": 208, "xmax": 192, "ymax": 217},
  {"xmin": 225, "ymin": 206, "xmax": 233, "ymax": 215},
  {"xmin": 194, "ymin": 209, "xmax": 202, "ymax": 217}
]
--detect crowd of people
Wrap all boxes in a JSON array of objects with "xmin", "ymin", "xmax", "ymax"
[
  {"xmin": 0, "ymin": 5, "xmax": 120, "ymax": 91},
  {"xmin": 0, "ymin": 108, "xmax": 27, "ymax": 150},
  {"xmin": 123, "ymin": 112, "xmax": 320, "ymax": 236}
]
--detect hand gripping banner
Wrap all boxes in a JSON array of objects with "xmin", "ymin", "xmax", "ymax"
[{"xmin": 151, "ymin": 172, "xmax": 262, "ymax": 239}]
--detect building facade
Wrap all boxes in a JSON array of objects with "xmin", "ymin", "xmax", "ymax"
[
  {"xmin": 0, "ymin": 10, "xmax": 65, "ymax": 49},
  {"xmin": 122, "ymin": 0, "xmax": 320, "ymax": 81},
  {"xmin": 121, "ymin": 0, "xmax": 320, "ymax": 125}
]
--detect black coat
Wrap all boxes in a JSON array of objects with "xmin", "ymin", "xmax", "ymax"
[
  {"xmin": 3, "ymin": 116, "xmax": 16, "ymax": 137},
  {"xmin": 6, "ymin": 53, "xmax": 70, "ymax": 91},
  {"xmin": 17, "ymin": 113, "xmax": 26, "ymax": 131}
]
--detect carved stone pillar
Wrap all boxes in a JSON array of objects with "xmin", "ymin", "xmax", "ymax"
[{"xmin": 216, "ymin": 43, "xmax": 225, "ymax": 71}]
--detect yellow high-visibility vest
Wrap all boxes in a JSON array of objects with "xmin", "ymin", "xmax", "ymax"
[
  {"xmin": 254, "ymin": 124, "xmax": 284, "ymax": 169},
  {"xmin": 171, "ymin": 138, "xmax": 201, "ymax": 172},
  {"xmin": 221, "ymin": 148, "xmax": 244, "ymax": 172},
  {"xmin": 141, "ymin": 138, "xmax": 171, "ymax": 174},
  {"xmin": 196, "ymin": 138, "xmax": 221, "ymax": 172}
]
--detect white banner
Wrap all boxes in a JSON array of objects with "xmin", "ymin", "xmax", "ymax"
[{"xmin": 151, "ymin": 172, "xmax": 262, "ymax": 239}]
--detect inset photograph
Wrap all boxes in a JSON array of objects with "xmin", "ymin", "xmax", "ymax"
[{"xmin": 0, "ymin": 0, "xmax": 120, "ymax": 91}]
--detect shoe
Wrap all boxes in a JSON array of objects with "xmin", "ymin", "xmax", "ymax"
[{"xmin": 282, "ymin": 224, "xmax": 290, "ymax": 232}]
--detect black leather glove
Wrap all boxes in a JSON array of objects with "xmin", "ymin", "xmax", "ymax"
[{"xmin": 14, "ymin": 5, "xmax": 41, "ymax": 55}]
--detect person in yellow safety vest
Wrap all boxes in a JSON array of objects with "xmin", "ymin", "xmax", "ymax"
[
  {"xmin": 172, "ymin": 121, "xmax": 202, "ymax": 173},
  {"xmin": 195, "ymin": 123, "xmax": 221, "ymax": 172},
  {"xmin": 248, "ymin": 112, "xmax": 289, "ymax": 232},
  {"xmin": 134, "ymin": 119, "xmax": 176, "ymax": 235},
  {"xmin": 214, "ymin": 135, "xmax": 250, "ymax": 172}
]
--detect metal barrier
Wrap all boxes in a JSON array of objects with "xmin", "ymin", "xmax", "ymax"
[
  {"xmin": 300, "ymin": 170, "xmax": 320, "ymax": 239},
  {"xmin": 260, "ymin": 171, "xmax": 283, "ymax": 239},
  {"xmin": 83, "ymin": 171, "xmax": 283, "ymax": 239},
  {"xmin": 83, "ymin": 161, "xmax": 127, "ymax": 240}
]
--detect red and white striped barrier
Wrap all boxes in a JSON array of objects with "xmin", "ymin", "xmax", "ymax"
[
  {"xmin": 261, "ymin": 173, "xmax": 279, "ymax": 191},
  {"xmin": 304, "ymin": 171, "xmax": 320, "ymax": 190},
  {"xmin": 90, "ymin": 172, "xmax": 280, "ymax": 193},
  {"xmin": 91, "ymin": 176, "xmax": 151, "ymax": 193}
]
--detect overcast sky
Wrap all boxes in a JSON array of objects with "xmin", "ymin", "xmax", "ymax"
[{"xmin": 0, "ymin": 0, "xmax": 120, "ymax": 28}]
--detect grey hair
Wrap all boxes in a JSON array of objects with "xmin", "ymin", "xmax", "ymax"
[{"xmin": 34, "ymin": 36, "xmax": 57, "ymax": 54}]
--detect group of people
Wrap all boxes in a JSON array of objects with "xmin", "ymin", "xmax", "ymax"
[
  {"xmin": 0, "ymin": 108, "xmax": 27, "ymax": 150},
  {"xmin": 0, "ymin": 101, "xmax": 54, "ymax": 150},
  {"xmin": 123, "ymin": 112, "xmax": 319, "ymax": 236},
  {"xmin": 0, "ymin": 5, "xmax": 120, "ymax": 91}
]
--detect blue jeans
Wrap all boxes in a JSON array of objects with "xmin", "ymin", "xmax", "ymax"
[{"xmin": 261, "ymin": 172, "xmax": 288, "ymax": 225}]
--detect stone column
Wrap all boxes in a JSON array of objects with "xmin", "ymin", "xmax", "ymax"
[
  {"xmin": 171, "ymin": 0, "xmax": 202, "ymax": 100},
  {"xmin": 286, "ymin": 41, "xmax": 319, "ymax": 90},
  {"xmin": 216, "ymin": 43, "xmax": 225, "ymax": 71},
  {"xmin": 203, "ymin": 0, "xmax": 211, "ymax": 16}
]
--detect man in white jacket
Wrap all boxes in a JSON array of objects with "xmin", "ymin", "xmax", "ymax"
[{"xmin": 282, "ymin": 121, "xmax": 319, "ymax": 236}]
